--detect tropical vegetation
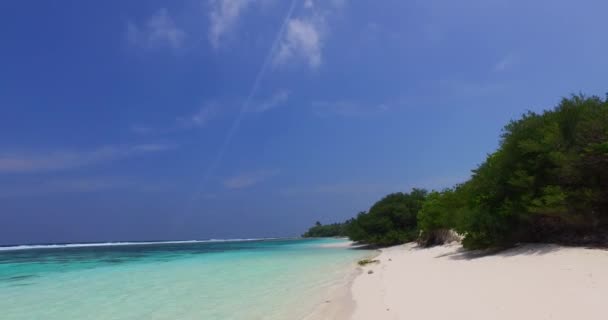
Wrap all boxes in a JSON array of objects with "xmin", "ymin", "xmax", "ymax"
[
  {"xmin": 303, "ymin": 94, "xmax": 608, "ymax": 249},
  {"xmin": 301, "ymin": 221, "xmax": 349, "ymax": 238}
]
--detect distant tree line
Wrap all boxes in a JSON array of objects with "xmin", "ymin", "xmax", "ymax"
[
  {"xmin": 303, "ymin": 94, "xmax": 608, "ymax": 249},
  {"xmin": 301, "ymin": 221, "xmax": 349, "ymax": 238}
]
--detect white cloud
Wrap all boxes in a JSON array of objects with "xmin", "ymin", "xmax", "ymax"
[
  {"xmin": 252, "ymin": 90, "xmax": 290, "ymax": 112},
  {"xmin": 275, "ymin": 17, "xmax": 324, "ymax": 68},
  {"xmin": 177, "ymin": 104, "xmax": 217, "ymax": 128},
  {"xmin": 273, "ymin": 0, "xmax": 346, "ymax": 69},
  {"xmin": 303, "ymin": 0, "xmax": 346, "ymax": 10},
  {"xmin": 0, "ymin": 143, "xmax": 173, "ymax": 174},
  {"xmin": 223, "ymin": 169, "xmax": 280, "ymax": 189},
  {"xmin": 127, "ymin": 8, "xmax": 187, "ymax": 51},
  {"xmin": 208, "ymin": 0, "xmax": 254, "ymax": 49},
  {"xmin": 312, "ymin": 101, "xmax": 389, "ymax": 117}
]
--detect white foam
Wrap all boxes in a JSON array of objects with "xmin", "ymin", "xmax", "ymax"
[{"xmin": 0, "ymin": 238, "xmax": 279, "ymax": 252}]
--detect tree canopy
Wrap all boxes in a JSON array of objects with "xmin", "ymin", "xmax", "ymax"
[
  {"xmin": 305, "ymin": 94, "xmax": 608, "ymax": 249},
  {"xmin": 450, "ymin": 94, "xmax": 608, "ymax": 248},
  {"xmin": 345, "ymin": 189, "xmax": 427, "ymax": 246},
  {"xmin": 301, "ymin": 221, "xmax": 349, "ymax": 238}
]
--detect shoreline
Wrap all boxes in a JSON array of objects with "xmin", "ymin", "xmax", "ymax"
[
  {"xmin": 314, "ymin": 242, "xmax": 608, "ymax": 320},
  {"xmin": 304, "ymin": 244, "xmax": 380, "ymax": 320}
]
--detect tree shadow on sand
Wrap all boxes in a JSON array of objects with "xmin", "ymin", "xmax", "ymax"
[
  {"xmin": 434, "ymin": 243, "xmax": 563, "ymax": 261},
  {"xmin": 347, "ymin": 243, "xmax": 379, "ymax": 250}
]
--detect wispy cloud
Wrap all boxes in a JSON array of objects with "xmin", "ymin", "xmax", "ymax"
[
  {"xmin": 177, "ymin": 104, "xmax": 218, "ymax": 128},
  {"xmin": 130, "ymin": 124, "xmax": 155, "ymax": 135},
  {"xmin": 127, "ymin": 8, "xmax": 187, "ymax": 51},
  {"xmin": 494, "ymin": 53, "xmax": 518, "ymax": 72},
  {"xmin": 0, "ymin": 176, "xmax": 169, "ymax": 197},
  {"xmin": 251, "ymin": 90, "xmax": 290, "ymax": 112},
  {"xmin": 329, "ymin": 0, "xmax": 347, "ymax": 9},
  {"xmin": 312, "ymin": 101, "xmax": 389, "ymax": 117},
  {"xmin": 0, "ymin": 177, "xmax": 133, "ymax": 197},
  {"xmin": 131, "ymin": 103, "xmax": 219, "ymax": 136},
  {"xmin": 208, "ymin": 0, "xmax": 254, "ymax": 49},
  {"xmin": 274, "ymin": 0, "xmax": 345, "ymax": 69},
  {"xmin": 222, "ymin": 169, "xmax": 280, "ymax": 189},
  {"xmin": 274, "ymin": 16, "xmax": 324, "ymax": 68},
  {"xmin": 0, "ymin": 143, "xmax": 173, "ymax": 174}
]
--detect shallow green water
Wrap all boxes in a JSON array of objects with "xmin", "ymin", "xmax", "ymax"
[{"xmin": 0, "ymin": 238, "xmax": 371, "ymax": 320}]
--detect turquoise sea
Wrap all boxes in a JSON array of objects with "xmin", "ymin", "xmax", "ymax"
[{"xmin": 0, "ymin": 238, "xmax": 371, "ymax": 320}]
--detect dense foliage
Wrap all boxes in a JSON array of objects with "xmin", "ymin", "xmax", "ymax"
[
  {"xmin": 306, "ymin": 94, "xmax": 608, "ymax": 249},
  {"xmin": 345, "ymin": 190, "xmax": 428, "ymax": 246},
  {"xmin": 417, "ymin": 187, "xmax": 466, "ymax": 246},
  {"xmin": 301, "ymin": 221, "xmax": 349, "ymax": 238},
  {"xmin": 450, "ymin": 95, "xmax": 608, "ymax": 248}
]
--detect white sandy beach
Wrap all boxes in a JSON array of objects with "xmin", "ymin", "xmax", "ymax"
[{"xmin": 339, "ymin": 243, "xmax": 608, "ymax": 320}]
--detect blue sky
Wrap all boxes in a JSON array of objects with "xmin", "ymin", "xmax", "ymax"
[{"xmin": 1, "ymin": 0, "xmax": 607, "ymax": 244}]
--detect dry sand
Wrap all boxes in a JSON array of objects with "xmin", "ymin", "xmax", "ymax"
[{"xmin": 348, "ymin": 243, "xmax": 608, "ymax": 320}]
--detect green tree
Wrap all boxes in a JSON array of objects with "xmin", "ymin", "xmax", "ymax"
[
  {"xmin": 308, "ymin": 93, "xmax": 608, "ymax": 250},
  {"xmin": 345, "ymin": 189, "xmax": 428, "ymax": 246},
  {"xmin": 457, "ymin": 94, "xmax": 608, "ymax": 248},
  {"xmin": 417, "ymin": 187, "xmax": 467, "ymax": 245},
  {"xmin": 302, "ymin": 221, "xmax": 349, "ymax": 238}
]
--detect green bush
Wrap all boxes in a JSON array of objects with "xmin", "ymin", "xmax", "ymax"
[
  {"xmin": 457, "ymin": 94, "xmax": 608, "ymax": 248},
  {"xmin": 417, "ymin": 188, "xmax": 466, "ymax": 246},
  {"xmin": 307, "ymin": 94, "xmax": 608, "ymax": 250},
  {"xmin": 344, "ymin": 189, "xmax": 427, "ymax": 246},
  {"xmin": 302, "ymin": 221, "xmax": 349, "ymax": 238}
]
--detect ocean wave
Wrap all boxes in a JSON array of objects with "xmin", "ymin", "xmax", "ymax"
[{"xmin": 0, "ymin": 238, "xmax": 279, "ymax": 252}]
